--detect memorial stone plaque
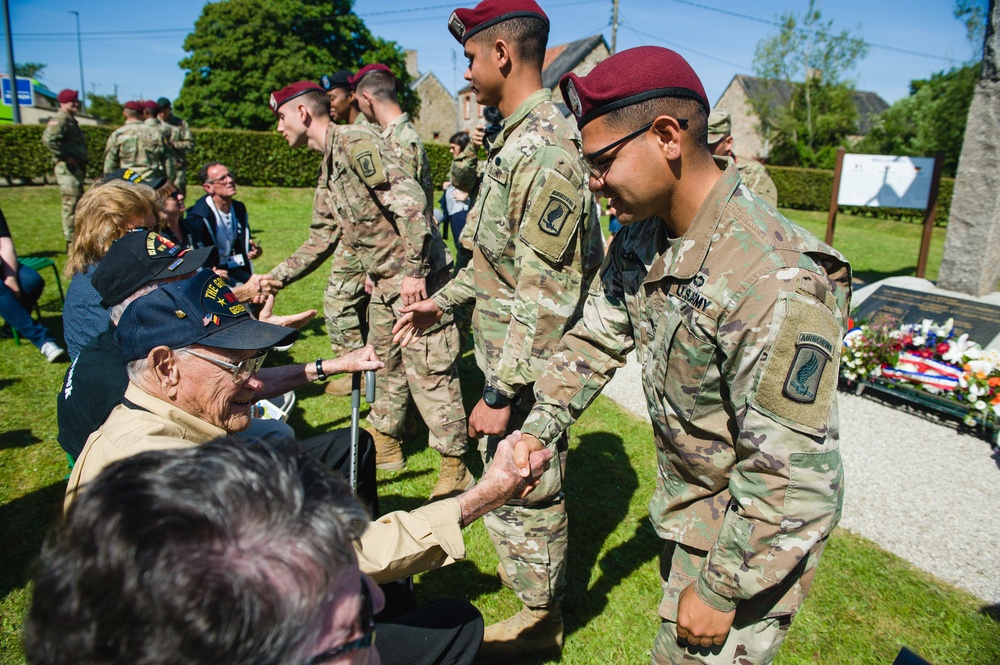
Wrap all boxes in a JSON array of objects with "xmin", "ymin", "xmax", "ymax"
[{"xmin": 852, "ymin": 285, "xmax": 1000, "ymax": 346}]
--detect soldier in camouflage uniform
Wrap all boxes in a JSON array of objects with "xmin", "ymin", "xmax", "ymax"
[
  {"xmin": 41, "ymin": 89, "xmax": 87, "ymax": 243},
  {"xmin": 351, "ymin": 63, "xmax": 435, "ymax": 205},
  {"xmin": 263, "ymin": 82, "xmax": 471, "ymax": 499},
  {"xmin": 141, "ymin": 101, "xmax": 173, "ymax": 183},
  {"xmin": 103, "ymin": 101, "xmax": 166, "ymax": 181},
  {"xmin": 393, "ymin": 1, "xmax": 605, "ymax": 658},
  {"xmin": 157, "ymin": 97, "xmax": 196, "ymax": 194},
  {"xmin": 510, "ymin": 47, "xmax": 851, "ymax": 664},
  {"xmin": 707, "ymin": 109, "xmax": 778, "ymax": 209},
  {"xmin": 317, "ymin": 70, "xmax": 373, "ymax": 397}
]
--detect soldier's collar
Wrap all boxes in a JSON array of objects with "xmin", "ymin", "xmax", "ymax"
[
  {"xmin": 489, "ymin": 88, "xmax": 552, "ymax": 152},
  {"xmin": 665, "ymin": 162, "xmax": 740, "ymax": 280}
]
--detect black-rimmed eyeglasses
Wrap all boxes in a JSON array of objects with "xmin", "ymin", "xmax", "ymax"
[
  {"xmin": 305, "ymin": 581, "xmax": 376, "ymax": 664},
  {"xmin": 206, "ymin": 172, "xmax": 237, "ymax": 184},
  {"xmin": 582, "ymin": 118, "xmax": 688, "ymax": 179}
]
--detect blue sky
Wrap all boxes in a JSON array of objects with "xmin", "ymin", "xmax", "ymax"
[{"xmin": 3, "ymin": 0, "xmax": 976, "ymax": 113}]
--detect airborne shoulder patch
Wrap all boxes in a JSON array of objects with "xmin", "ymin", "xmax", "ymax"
[
  {"xmin": 751, "ymin": 292, "xmax": 842, "ymax": 436},
  {"xmin": 518, "ymin": 169, "xmax": 580, "ymax": 262},
  {"xmin": 347, "ymin": 139, "xmax": 387, "ymax": 188}
]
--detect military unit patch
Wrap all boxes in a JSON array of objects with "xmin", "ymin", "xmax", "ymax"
[
  {"xmin": 539, "ymin": 190, "xmax": 572, "ymax": 236},
  {"xmin": 349, "ymin": 140, "xmax": 387, "ymax": 188},
  {"xmin": 519, "ymin": 169, "xmax": 580, "ymax": 262},
  {"xmin": 783, "ymin": 333, "xmax": 834, "ymax": 403},
  {"xmin": 202, "ymin": 275, "xmax": 247, "ymax": 319}
]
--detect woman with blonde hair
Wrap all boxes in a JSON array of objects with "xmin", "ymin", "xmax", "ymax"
[{"xmin": 63, "ymin": 178, "xmax": 160, "ymax": 358}]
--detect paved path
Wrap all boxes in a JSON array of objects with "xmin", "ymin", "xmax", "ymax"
[{"xmin": 602, "ymin": 353, "xmax": 1000, "ymax": 603}]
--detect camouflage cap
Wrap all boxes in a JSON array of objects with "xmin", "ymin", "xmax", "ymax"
[
  {"xmin": 447, "ymin": 0, "xmax": 548, "ymax": 45},
  {"xmin": 707, "ymin": 109, "xmax": 731, "ymax": 145},
  {"xmin": 559, "ymin": 46, "xmax": 708, "ymax": 128},
  {"xmin": 57, "ymin": 89, "xmax": 79, "ymax": 103},
  {"xmin": 269, "ymin": 81, "xmax": 325, "ymax": 115},
  {"xmin": 348, "ymin": 63, "xmax": 394, "ymax": 90}
]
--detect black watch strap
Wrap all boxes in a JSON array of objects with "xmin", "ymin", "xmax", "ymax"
[
  {"xmin": 483, "ymin": 384, "xmax": 512, "ymax": 408},
  {"xmin": 315, "ymin": 359, "xmax": 328, "ymax": 381}
]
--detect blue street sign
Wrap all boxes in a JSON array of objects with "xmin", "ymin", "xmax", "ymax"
[{"xmin": 1, "ymin": 77, "xmax": 34, "ymax": 107}]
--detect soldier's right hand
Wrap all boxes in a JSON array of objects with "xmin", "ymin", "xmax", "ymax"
[
  {"xmin": 471, "ymin": 126, "xmax": 486, "ymax": 149},
  {"xmin": 392, "ymin": 299, "xmax": 444, "ymax": 347},
  {"xmin": 489, "ymin": 431, "xmax": 553, "ymax": 500}
]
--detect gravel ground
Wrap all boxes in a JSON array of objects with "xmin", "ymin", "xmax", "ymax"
[{"xmin": 602, "ymin": 353, "xmax": 1000, "ymax": 604}]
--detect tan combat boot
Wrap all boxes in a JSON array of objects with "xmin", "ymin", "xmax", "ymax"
[
  {"xmin": 480, "ymin": 602, "xmax": 563, "ymax": 661},
  {"xmin": 372, "ymin": 430, "xmax": 405, "ymax": 471},
  {"xmin": 324, "ymin": 374, "xmax": 352, "ymax": 396},
  {"xmin": 427, "ymin": 455, "xmax": 474, "ymax": 501}
]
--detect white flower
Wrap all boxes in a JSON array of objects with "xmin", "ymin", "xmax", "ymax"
[
  {"xmin": 975, "ymin": 400, "xmax": 987, "ymax": 411},
  {"xmin": 967, "ymin": 359, "xmax": 994, "ymax": 376}
]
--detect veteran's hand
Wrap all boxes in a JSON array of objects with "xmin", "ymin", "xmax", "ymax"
[{"xmin": 257, "ymin": 295, "xmax": 316, "ymax": 329}]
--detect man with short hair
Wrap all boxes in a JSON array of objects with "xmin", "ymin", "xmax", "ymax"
[
  {"xmin": 393, "ymin": 1, "xmax": 605, "ymax": 657},
  {"xmin": 707, "ymin": 108, "xmax": 778, "ymax": 208},
  {"xmin": 318, "ymin": 69, "xmax": 372, "ymax": 397},
  {"xmin": 185, "ymin": 162, "xmax": 261, "ymax": 286},
  {"xmin": 156, "ymin": 96, "xmax": 196, "ymax": 193},
  {"xmin": 41, "ymin": 89, "xmax": 87, "ymax": 243},
  {"xmin": 264, "ymin": 83, "xmax": 472, "ymax": 500},
  {"xmin": 103, "ymin": 101, "xmax": 166, "ymax": 180},
  {"xmin": 28, "ymin": 429, "xmax": 552, "ymax": 665},
  {"xmin": 513, "ymin": 47, "xmax": 850, "ymax": 663},
  {"xmin": 352, "ymin": 63, "xmax": 434, "ymax": 205}
]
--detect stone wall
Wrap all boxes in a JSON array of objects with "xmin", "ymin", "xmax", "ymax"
[{"xmin": 413, "ymin": 73, "xmax": 457, "ymax": 143}]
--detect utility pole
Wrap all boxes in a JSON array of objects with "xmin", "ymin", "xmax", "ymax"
[
  {"xmin": 2, "ymin": 0, "xmax": 20, "ymax": 123},
  {"xmin": 69, "ymin": 10, "xmax": 85, "ymax": 110},
  {"xmin": 611, "ymin": 0, "xmax": 620, "ymax": 54}
]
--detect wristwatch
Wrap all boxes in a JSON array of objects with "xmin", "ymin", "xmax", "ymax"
[
  {"xmin": 315, "ymin": 359, "xmax": 328, "ymax": 381},
  {"xmin": 482, "ymin": 384, "xmax": 512, "ymax": 408}
]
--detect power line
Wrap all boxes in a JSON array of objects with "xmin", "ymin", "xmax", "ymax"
[
  {"xmin": 667, "ymin": 0, "xmax": 963, "ymax": 64},
  {"xmin": 621, "ymin": 19, "xmax": 749, "ymax": 71}
]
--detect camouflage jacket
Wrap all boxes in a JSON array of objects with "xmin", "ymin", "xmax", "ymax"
[
  {"xmin": 432, "ymin": 88, "xmax": 605, "ymax": 397},
  {"xmin": 161, "ymin": 114, "xmax": 196, "ymax": 165},
  {"xmin": 737, "ymin": 158, "xmax": 778, "ymax": 208},
  {"xmin": 381, "ymin": 113, "xmax": 434, "ymax": 205},
  {"xmin": 103, "ymin": 120, "xmax": 165, "ymax": 180},
  {"xmin": 270, "ymin": 121, "xmax": 448, "ymax": 289},
  {"xmin": 41, "ymin": 109, "xmax": 87, "ymax": 165},
  {"xmin": 450, "ymin": 141, "xmax": 483, "ymax": 250},
  {"xmin": 521, "ymin": 163, "xmax": 851, "ymax": 613}
]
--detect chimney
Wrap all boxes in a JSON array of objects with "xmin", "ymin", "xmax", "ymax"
[{"xmin": 405, "ymin": 50, "xmax": 419, "ymax": 79}]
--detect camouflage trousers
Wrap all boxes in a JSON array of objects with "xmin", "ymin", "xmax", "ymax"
[
  {"xmin": 483, "ymin": 392, "xmax": 569, "ymax": 608},
  {"xmin": 651, "ymin": 539, "xmax": 822, "ymax": 664},
  {"xmin": 54, "ymin": 161, "xmax": 84, "ymax": 243},
  {"xmin": 173, "ymin": 164, "xmax": 188, "ymax": 197},
  {"xmin": 365, "ymin": 269, "xmax": 467, "ymax": 457},
  {"xmin": 323, "ymin": 243, "xmax": 370, "ymax": 357}
]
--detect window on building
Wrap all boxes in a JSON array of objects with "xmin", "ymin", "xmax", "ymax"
[{"xmin": 463, "ymin": 97, "xmax": 470, "ymax": 120}]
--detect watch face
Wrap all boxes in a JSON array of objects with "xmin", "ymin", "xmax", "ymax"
[{"xmin": 484, "ymin": 390, "xmax": 497, "ymax": 406}]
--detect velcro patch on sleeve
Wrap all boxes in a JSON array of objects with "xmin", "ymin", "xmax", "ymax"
[
  {"xmin": 518, "ymin": 169, "xmax": 580, "ymax": 263},
  {"xmin": 752, "ymin": 292, "xmax": 841, "ymax": 436},
  {"xmin": 347, "ymin": 140, "xmax": 388, "ymax": 188}
]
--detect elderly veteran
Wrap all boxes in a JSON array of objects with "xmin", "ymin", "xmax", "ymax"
[
  {"xmin": 29, "ymin": 434, "xmax": 552, "ymax": 665},
  {"xmin": 511, "ymin": 47, "xmax": 851, "ymax": 663}
]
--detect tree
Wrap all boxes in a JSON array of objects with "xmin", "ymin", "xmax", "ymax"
[
  {"xmin": 752, "ymin": 0, "xmax": 869, "ymax": 167},
  {"xmin": 86, "ymin": 92, "xmax": 124, "ymax": 125},
  {"xmin": 15, "ymin": 62, "xmax": 45, "ymax": 79},
  {"xmin": 955, "ymin": 0, "xmax": 989, "ymax": 59},
  {"xmin": 852, "ymin": 63, "xmax": 978, "ymax": 178},
  {"xmin": 175, "ymin": 0, "xmax": 419, "ymax": 130}
]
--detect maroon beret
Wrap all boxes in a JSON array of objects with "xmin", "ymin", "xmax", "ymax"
[
  {"xmin": 123, "ymin": 101, "xmax": 144, "ymax": 112},
  {"xmin": 448, "ymin": 0, "xmax": 548, "ymax": 45},
  {"xmin": 268, "ymin": 81, "xmax": 325, "ymax": 115},
  {"xmin": 559, "ymin": 46, "xmax": 709, "ymax": 128},
  {"xmin": 57, "ymin": 89, "xmax": 79, "ymax": 104},
  {"xmin": 142, "ymin": 100, "xmax": 160, "ymax": 112},
  {"xmin": 348, "ymin": 63, "xmax": 394, "ymax": 90}
]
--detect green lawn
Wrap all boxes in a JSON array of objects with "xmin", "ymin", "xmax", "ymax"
[{"xmin": 0, "ymin": 186, "xmax": 996, "ymax": 664}]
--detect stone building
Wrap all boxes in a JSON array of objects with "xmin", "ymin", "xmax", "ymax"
[
  {"xmin": 456, "ymin": 34, "xmax": 611, "ymax": 132},
  {"xmin": 405, "ymin": 50, "xmax": 458, "ymax": 143},
  {"xmin": 714, "ymin": 74, "xmax": 889, "ymax": 161}
]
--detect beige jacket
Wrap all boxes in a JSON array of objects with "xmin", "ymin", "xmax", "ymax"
[{"xmin": 64, "ymin": 383, "xmax": 466, "ymax": 582}]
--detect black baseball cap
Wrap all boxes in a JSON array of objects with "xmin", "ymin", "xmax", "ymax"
[
  {"xmin": 116, "ymin": 270, "xmax": 298, "ymax": 361},
  {"xmin": 92, "ymin": 231, "xmax": 217, "ymax": 307},
  {"xmin": 320, "ymin": 70, "xmax": 353, "ymax": 91}
]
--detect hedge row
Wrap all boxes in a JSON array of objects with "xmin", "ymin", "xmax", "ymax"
[
  {"xmin": 770, "ymin": 165, "xmax": 955, "ymax": 226},
  {"xmin": 0, "ymin": 124, "xmax": 953, "ymax": 224},
  {"xmin": 0, "ymin": 124, "xmax": 454, "ymax": 190}
]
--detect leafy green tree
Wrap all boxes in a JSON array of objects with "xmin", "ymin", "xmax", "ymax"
[
  {"xmin": 954, "ymin": 0, "xmax": 989, "ymax": 59},
  {"xmin": 85, "ymin": 92, "xmax": 124, "ymax": 125},
  {"xmin": 853, "ymin": 64, "xmax": 978, "ymax": 177},
  {"xmin": 752, "ymin": 0, "xmax": 869, "ymax": 167},
  {"xmin": 175, "ymin": 0, "xmax": 418, "ymax": 130},
  {"xmin": 15, "ymin": 63, "xmax": 45, "ymax": 79}
]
